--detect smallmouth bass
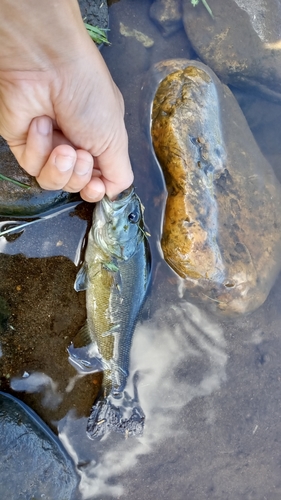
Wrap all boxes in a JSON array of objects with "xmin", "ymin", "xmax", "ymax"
[{"xmin": 68, "ymin": 186, "xmax": 151, "ymax": 439}]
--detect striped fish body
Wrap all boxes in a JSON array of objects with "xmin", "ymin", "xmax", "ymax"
[
  {"xmin": 85, "ymin": 225, "xmax": 150, "ymax": 398},
  {"xmin": 69, "ymin": 186, "xmax": 151, "ymax": 438}
]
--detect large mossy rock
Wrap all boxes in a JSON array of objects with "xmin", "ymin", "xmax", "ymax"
[
  {"xmin": 0, "ymin": 391, "xmax": 78, "ymax": 499},
  {"xmin": 147, "ymin": 59, "xmax": 281, "ymax": 315},
  {"xmin": 182, "ymin": 0, "xmax": 281, "ymax": 102}
]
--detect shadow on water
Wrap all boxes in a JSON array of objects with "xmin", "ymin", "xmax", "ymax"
[{"xmin": 1, "ymin": 0, "xmax": 281, "ymax": 499}]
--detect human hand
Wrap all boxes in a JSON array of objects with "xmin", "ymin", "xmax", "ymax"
[{"xmin": 0, "ymin": 0, "xmax": 133, "ymax": 202}]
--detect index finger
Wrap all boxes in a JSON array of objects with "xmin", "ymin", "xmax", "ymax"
[{"xmin": 94, "ymin": 125, "xmax": 134, "ymax": 199}]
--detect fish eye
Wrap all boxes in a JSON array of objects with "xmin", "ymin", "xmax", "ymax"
[{"xmin": 128, "ymin": 210, "xmax": 140, "ymax": 224}]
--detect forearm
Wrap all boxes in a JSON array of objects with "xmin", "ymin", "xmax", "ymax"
[{"xmin": 0, "ymin": 0, "xmax": 88, "ymax": 71}]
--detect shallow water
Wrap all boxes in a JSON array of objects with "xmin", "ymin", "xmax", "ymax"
[{"xmin": 1, "ymin": 1, "xmax": 281, "ymax": 499}]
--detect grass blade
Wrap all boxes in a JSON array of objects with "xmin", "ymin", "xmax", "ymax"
[
  {"xmin": 0, "ymin": 173, "xmax": 31, "ymax": 189},
  {"xmin": 84, "ymin": 23, "xmax": 110, "ymax": 45}
]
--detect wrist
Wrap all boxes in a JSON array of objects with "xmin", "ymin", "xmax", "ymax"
[{"xmin": 0, "ymin": 0, "xmax": 89, "ymax": 72}]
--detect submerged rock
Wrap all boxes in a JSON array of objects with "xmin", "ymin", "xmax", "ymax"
[
  {"xmin": 148, "ymin": 59, "xmax": 281, "ymax": 315},
  {"xmin": 182, "ymin": 0, "xmax": 281, "ymax": 102},
  {"xmin": 0, "ymin": 391, "xmax": 78, "ymax": 499},
  {"xmin": 120, "ymin": 22, "xmax": 154, "ymax": 48},
  {"xmin": 150, "ymin": 0, "xmax": 183, "ymax": 37}
]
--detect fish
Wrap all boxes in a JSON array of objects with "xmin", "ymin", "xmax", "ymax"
[{"xmin": 68, "ymin": 186, "xmax": 151, "ymax": 439}]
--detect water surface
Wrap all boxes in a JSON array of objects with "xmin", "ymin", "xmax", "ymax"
[{"xmin": 1, "ymin": 1, "xmax": 281, "ymax": 499}]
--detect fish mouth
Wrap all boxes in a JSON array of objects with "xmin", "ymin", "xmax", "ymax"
[
  {"xmin": 93, "ymin": 185, "xmax": 141, "ymax": 259},
  {"xmin": 93, "ymin": 185, "xmax": 135, "ymax": 231},
  {"xmin": 101, "ymin": 185, "xmax": 135, "ymax": 213}
]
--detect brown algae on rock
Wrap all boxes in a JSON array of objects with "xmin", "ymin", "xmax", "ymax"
[
  {"xmin": 150, "ymin": 59, "xmax": 281, "ymax": 315},
  {"xmin": 120, "ymin": 22, "xmax": 154, "ymax": 48},
  {"xmin": 152, "ymin": 65, "xmax": 225, "ymax": 281}
]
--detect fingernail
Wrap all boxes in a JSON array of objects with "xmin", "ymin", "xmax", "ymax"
[
  {"xmin": 55, "ymin": 154, "xmax": 75, "ymax": 172},
  {"xmin": 74, "ymin": 161, "xmax": 92, "ymax": 176},
  {"xmin": 87, "ymin": 190, "xmax": 104, "ymax": 201},
  {"xmin": 37, "ymin": 116, "xmax": 52, "ymax": 136}
]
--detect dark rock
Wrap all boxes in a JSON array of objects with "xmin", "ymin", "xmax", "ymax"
[
  {"xmin": 182, "ymin": 0, "xmax": 281, "ymax": 102},
  {"xmin": 0, "ymin": 391, "xmax": 78, "ymax": 499},
  {"xmin": 150, "ymin": 0, "xmax": 183, "ymax": 37},
  {"xmin": 78, "ymin": 0, "xmax": 109, "ymax": 29},
  {"xmin": 0, "ymin": 136, "xmax": 78, "ymax": 216},
  {"xmin": 147, "ymin": 59, "xmax": 281, "ymax": 315}
]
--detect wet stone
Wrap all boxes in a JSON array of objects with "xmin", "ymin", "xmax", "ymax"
[
  {"xmin": 78, "ymin": 0, "xmax": 109, "ymax": 29},
  {"xmin": 182, "ymin": 0, "xmax": 281, "ymax": 102},
  {"xmin": 0, "ymin": 391, "xmax": 78, "ymax": 499},
  {"xmin": 0, "ymin": 136, "xmax": 78, "ymax": 216},
  {"xmin": 148, "ymin": 59, "xmax": 281, "ymax": 315},
  {"xmin": 149, "ymin": 0, "xmax": 183, "ymax": 37}
]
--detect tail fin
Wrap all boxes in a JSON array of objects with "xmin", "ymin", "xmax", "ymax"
[{"xmin": 86, "ymin": 392, "xmax": 145, "ymax": 439}]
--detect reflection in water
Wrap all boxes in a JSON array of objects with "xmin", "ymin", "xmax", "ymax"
[
  {"xmin": 59, "ymin": 301, "xmax": 227, "ymax": 498},
  {"xmin": 234, "ymin": 0, "xmax": 281, "ymax": 42},
  {"xmin": 0, "ymin": 202, "xmax": 87, "ymax": 263},
  {"xmin": 10, "ymin": 371, "xmax": 63, "ymax": 410},
  {"xmin": 265, "ymin": 40, "xmax": 281, "ymax": 50}
]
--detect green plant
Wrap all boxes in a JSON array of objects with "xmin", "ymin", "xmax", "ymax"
[
  {"xmin": 191, "ymin": 0, "xmax": 214, "ymax": 18},
  {"xmin": 84, "ymin": 23, "xmax": 110, "ymax": 45},
  {"xmin": 0, "ymin": 173, "xmax": 30, "ymax": 189}
]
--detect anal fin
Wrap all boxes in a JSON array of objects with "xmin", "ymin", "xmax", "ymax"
[
  {"xmin": 74, "ymin": 262, "xmax": 88, "ymax": 292},
  {"xmin": 68, "ymin": 322, "xmax": 105, "ymax": 374}
]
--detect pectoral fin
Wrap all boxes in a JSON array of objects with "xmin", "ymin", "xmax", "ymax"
[
  {"xmin": 103, "ymin": 261, "xmax": 119, "ymax": 272},
  {"xmin": 74, "ymin": 263, "xmax": 88, "ymax": 291},
  {"xmin": 68, "ymin": 343, "xmax": 104, "ymax": 374}
]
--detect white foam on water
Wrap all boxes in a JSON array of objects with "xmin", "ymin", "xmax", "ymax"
[
  {"xmin": 59, "ymin": 301, "xmax": 228, "ymax": 499},
  {"xmin": 10, "ymin": 371, "xmax": 63, "ymax": 409}
]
